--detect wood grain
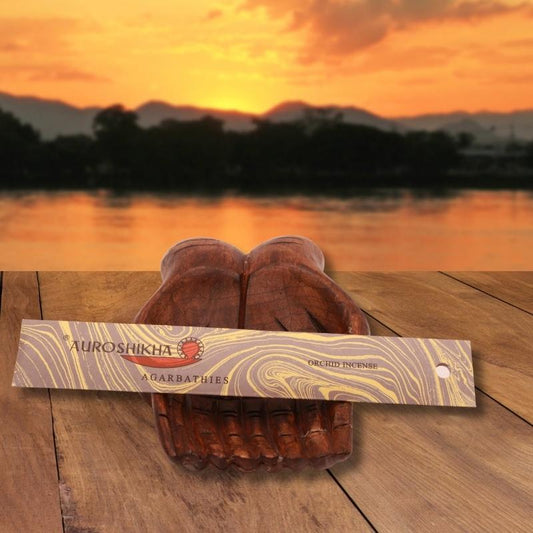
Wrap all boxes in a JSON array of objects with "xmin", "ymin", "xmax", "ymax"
[
  {"xmin": 333, "ymin": 271, "xmax": 533, "ymax": 422},
  {"xmin": 39, "ymin": 271, "xmax": 372, "ymax": 532},
  {"xmin": 331, "ymin": 316, "xmax": 533, "ymax": 533},
  {"xmin": 39, "ymin": 271, "xmax": 161, "ymax": 322},
  {"xmin": 444, "ymin": 271, "xmax": 533, "ymax": 314},
  {"xmin": 0, "ymin": 272, "xmax": 63, "ymax": 533}
]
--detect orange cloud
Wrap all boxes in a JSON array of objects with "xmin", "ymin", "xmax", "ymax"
[
  {"xmin": 0, "ymin": 63, "xmax": 109, "ymax": 82},
  {"xmin": 0, "ymin": 17, "xmax": 107, "ymax": 84},
  {"xmin": 205, "ymin": 8, "xmax": 223, "ymax": 20},
  {"xmin": 0, "ymin": 17, "xmax": 88, "ymax": 53},
  {"xmin": 503, "ymin": 37, "xmax": 533, "ymax": 47},
  {"xmin": 28, "ymin": 68, "xmax": 110, "ymax": 83},
  {"xmin": 242, "ymin": 0, "xmax": 532, "ymax": 62}
]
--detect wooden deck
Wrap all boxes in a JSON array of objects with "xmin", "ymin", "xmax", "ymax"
[{"xmin": 1, "ymin": 271, "xmax": 531, "ymax": 532}]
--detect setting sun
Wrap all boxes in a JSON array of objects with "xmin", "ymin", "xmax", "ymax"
[{"xmin": 203, "ymin": 95, "xmax": 260, "ymax": 113}]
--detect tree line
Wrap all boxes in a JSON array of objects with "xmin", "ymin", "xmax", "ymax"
[{"xmin": 1, "ymin": 105, "xmax": 532, "ymax": 192}]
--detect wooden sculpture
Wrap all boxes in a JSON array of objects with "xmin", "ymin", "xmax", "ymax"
[{"xmin": 135, "ymin": 236, "xmax": 370, "ymax": 471}]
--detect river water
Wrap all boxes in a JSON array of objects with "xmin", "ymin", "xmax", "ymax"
[{"xmin": 0, "ymin": 189, "xmax": 531, "ymax": 270}]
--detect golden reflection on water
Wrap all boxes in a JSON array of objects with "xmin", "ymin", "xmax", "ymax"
[{"xmin": 0, "ymin": 190, "xmax": 532, "ymax": 270}]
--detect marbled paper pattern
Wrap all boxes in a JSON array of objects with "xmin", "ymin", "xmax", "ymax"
[{"xmin": 13, "ymin": 320, "xmax": 475, "ymax": 407}]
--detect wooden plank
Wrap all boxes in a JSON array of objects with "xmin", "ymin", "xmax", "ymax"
[
  {"xmin": 38, "ymin": 271, "xmax": 161, "ymax": 323},
  {"xmin": 444, "ymin": 271, "xmax": 533, "ymax": 314},
  {"xmin": 38, "ymin": 271, "xmax": 372, "ymax": 533},
  {"xmin": 330, "ymin": 316, "xmax": 533, "ymax": 533},
  {"xmin": 0, "ymin": 272, "xmax": 63, "ymax": 533},
  {"xmin": 334, "ymin": 272, "xmax": 533, "ymax": 422}
]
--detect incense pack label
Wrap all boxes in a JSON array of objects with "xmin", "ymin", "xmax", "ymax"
[{"xmin": 13, "ymin": 320, "xmax": 476, "ymax": 407}]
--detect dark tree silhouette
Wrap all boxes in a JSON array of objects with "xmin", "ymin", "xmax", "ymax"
[
  {"xmin": 236, "ymin": 120, "xmax": 307, "ymax": 189},
  {"xmin": 456, "ymin": 132, "xmax": 474, "ymax": 150},
  {"xmin": 0, "ymin": 104, "xmax": 530, "ymax": 192},
  {"xmin": 132, "ymin": 116, "xmax": 227, "ymax": 190},
  {"xmin": 44, "ymin": 135, "xmax": 96, "ymax": 187},
  {"xmin": 525, "ymin": 141, "xmax": 533, "ymax": 167},
  {"xmin": 0, "ymin": 108, "xmax": 41, "ymax": 185},
  {"xmin": 93, "ymin": 105, "xmax": 142, "ymax": 186},
  {"xmin": 93, "ymin": 105, "xmax": 139, "ymax": 138},
  {"xmin": 404, "ymin": 131, "xmax": 459, "ymax": 179}
]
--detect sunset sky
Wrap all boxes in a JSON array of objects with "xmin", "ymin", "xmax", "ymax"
[{"xmin": 1, "ymin": 0, "xmax": 532, "ymax": 116}]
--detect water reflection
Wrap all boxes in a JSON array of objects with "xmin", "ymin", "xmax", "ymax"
[{"xmin": 0, "ymin": 189, "xmax": 531, "ymax": 270}]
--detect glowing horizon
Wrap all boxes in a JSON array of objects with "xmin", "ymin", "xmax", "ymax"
[
  {"xmin": 1, "ymin": 1, "xmax": 532, "ymax": 116},
  {"xmin": 5, "ymin": 89, "xmax": 533, "ymax": 118}
]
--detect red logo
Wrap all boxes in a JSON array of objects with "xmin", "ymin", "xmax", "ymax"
[{"xmin": 121, "ymin": 337, "xmax": 204, "ymax": 368}]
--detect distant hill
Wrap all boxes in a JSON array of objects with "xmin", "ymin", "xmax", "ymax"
[
  {"xmin": 0, "ymin": 92, "xmax": 100, "ymax": 139},
  {"xmin": 1, "ymin": 90, "xmax": 532, "ymax": 142},
  {"xmin": 263, "ymin": 100, "xmax": 402, "ymax": 132},
  {"xmin": 136, "ymin": 101, "xmax": 255, "ymax": 132},
  {"xmin": 438, "ymin": 118, "xmax": 501, "ymax": 144},
  {"xmin": 397, "ymin": 110, "xmax": 533, "ymax": 141}
]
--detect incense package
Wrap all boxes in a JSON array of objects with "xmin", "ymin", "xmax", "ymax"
[{"xmin": 13, "ymin": 319, "xmax": 475, "ymax": 407}]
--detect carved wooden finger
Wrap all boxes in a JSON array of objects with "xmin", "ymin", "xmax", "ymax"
[{"xmin": 135, "ymin": 236, "xmax": 370, "ymax": 471}]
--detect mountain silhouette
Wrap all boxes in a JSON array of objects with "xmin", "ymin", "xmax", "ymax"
[
  {"xmin": 398, "ymin": 110, "xmax": 533, "ymax": 141},
  {"xmin": 439, "ymin": 118, "xmax": 501, "ymax": 144},
  {"xmin": 136, "ymin": 100, "xmax": 255, "ymax": 132},
  {"xmin": 263, "ymin": 100, "xmax": 402, "ymax": 132},
  {"xmin": 0, "ymin": 92, "xmax": 99, "ymax": 138},
  {"xmin": 1, "ymin": 90, "xmax": 532, "ymax": 141}
]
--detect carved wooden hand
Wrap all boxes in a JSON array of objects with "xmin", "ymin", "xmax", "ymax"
[{"xmin": 135, "ymin": 236, "xmax": 370, "ymax": 471}]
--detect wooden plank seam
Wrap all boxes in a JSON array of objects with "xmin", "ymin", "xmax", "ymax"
[
  {"xmin": 440, "ymin": 272, "xmax": 533, "ymax": 317},
  {"xmin": 37, "ymin": 271, "xmax": 68, "ymax": 533},
  {"xmin": 360, "ymin": 302, "xmax": 531, "ymax": 427}
]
